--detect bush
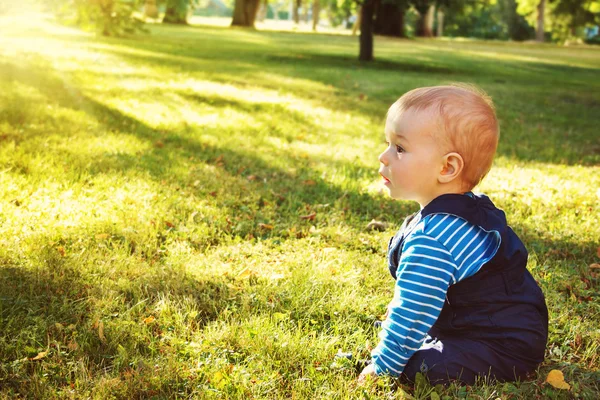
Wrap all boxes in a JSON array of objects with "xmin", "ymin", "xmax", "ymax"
[
  {"xmin": 584, "ymin": 35, "xmax": 600, "ymax": 45},
  {"xmin": 53, "ymin": 0, "xmax": 146, "ymax": 37}
]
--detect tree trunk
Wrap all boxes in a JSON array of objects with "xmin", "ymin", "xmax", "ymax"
[
  {"xmin": 536, "ymin": 0, "xmax": 545, "ymax": 42},
  {"xmin": 293, "ymin": 0, "xmax": 300, "ymax": 24},
  {"xmin": 312, "ymin": 0, "xmax": 320, "ymax": 31},
  {"xmin": 359, "ymin": 0, "xmax": 375, "ymax": 61},
  {"xmin": 144, "ymin": 0, "xmax": 158, "ymax": 19},
  {"xmin": 231, "ymin": 0, "xmax": 261, "ymax": 27},
  {"xmin": 302, "ymin": 0, "xmax": 309, "ymax": 23},
  {"xmin": 352, "ymin": 7, "xmax": 361, "ymax": 36},
  {"xmin": 374, "ymin": 2, "xmax": 405, "ymax": 37},
  {"xmin": 424, "ymin": 5, "xmax": 435, "ymax": 37},
  {"xmin": 257, "ymin": 0, "xmax": 268, "ymax": 22},
  {"xmin": 436, "ymin": 9, "xmax": 444, "ymax": 37},
  {"xmin": 414, "ymin": 4, "xmax": 430, "ymax": 37},
  {"xmin": 163, "ymin": 0, "xmax": 188, "ymax": 24}
]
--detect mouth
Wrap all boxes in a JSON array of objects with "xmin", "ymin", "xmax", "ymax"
[{"xmin": 379, "ymin": 172, "xmax": 391, "ymax": 184}]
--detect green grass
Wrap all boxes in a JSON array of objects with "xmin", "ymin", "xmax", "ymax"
[{"xmin": 1, "ymin": 12, "xmax": 599, "ymax": 399}]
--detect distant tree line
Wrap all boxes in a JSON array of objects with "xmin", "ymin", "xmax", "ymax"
[{"xmin": 47, "ymin": 0, "xmax": 600, "ymax": 58}]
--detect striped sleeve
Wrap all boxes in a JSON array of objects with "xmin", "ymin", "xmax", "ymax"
[{"xmin": 371, "ymin": 213, "xmax": 501, "ymax": 376}]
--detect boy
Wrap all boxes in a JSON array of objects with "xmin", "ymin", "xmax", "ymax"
[{"xmin": 359, "ymin": 85, "xmax": 548, "ymax": 385}]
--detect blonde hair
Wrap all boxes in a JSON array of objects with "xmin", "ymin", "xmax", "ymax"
[{"xmin": 388, "ymin": 84, "xmax": 499, "ymax": 190}]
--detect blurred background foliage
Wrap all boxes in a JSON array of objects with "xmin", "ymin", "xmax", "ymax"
[{"xmin": 7, "ymin": 0, "xmax": 597, "ymax": 43}]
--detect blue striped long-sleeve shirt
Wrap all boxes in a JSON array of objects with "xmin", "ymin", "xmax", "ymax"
[{"xmin": 371, "ymin": 212, "xmax": 501, "ymax": 376}]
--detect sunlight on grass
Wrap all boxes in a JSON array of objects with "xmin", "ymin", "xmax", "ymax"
[{"xmin": 1, "ymin": 13, "xmax": 599, "ymax": 399}]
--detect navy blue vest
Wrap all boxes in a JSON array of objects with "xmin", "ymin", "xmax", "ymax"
[{"xmin": 388, "ymin": 193, "xmax": 548, "ymax": 362}]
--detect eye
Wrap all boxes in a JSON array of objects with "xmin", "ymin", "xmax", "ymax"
[{"xmin": 396, "ymin": 145, "xmax": 405, "ymax": 153}]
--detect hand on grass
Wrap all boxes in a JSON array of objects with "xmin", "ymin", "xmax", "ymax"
[{"xmin": 358, "ymin": 363, "xmax": 377, "ymax": 384}]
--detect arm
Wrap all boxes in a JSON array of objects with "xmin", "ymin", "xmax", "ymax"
[{"xmin": 370, "ymin": 233, "xmax": 457, "ymax": 376}]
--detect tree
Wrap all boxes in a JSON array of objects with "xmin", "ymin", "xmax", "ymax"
[
  {"xmin": 551, "ymin": 0, "xmax": 598, "ymax": 38},
  {"xmin": 374, "ymin": 0, "xmax": 408, "ymax": 37},
  {"xmin": 51, "ymin": 0, "xmax": 145, "ymax": 36},
  {"xmin": 536, "ymin": 0, "xmax": 545, "ymax": 41},
  {"xmin": 293, "ymin": 0, "xmax": 301, "ymax": 23},
  {"xmin": 231, "ymin": 0, "xmax": 261, "ymax": 26},
  {"xmin": 163, "ymin": 0, "xmax": 189, "ymax": 24},
  {"xmin": 443, "ymin": 0, "xmax": 510, "ymax": 40},
  {"xmin": 145, "ymin": 0, "xmax": 159, "ymax": 18},
  {"xmin": 359, "ymin": 0, "xmax": 376, "ymax": 60},
  {"xmin": 313, "ymin": 0, "xmax": 321, "ymax": 30},
  {"xmin": 516, "ymin": 0, "xmax": 598, "ymax": 40},
  {"xmin": 413, "ymin": 0, "xmax": 433, "ymax": 37}
]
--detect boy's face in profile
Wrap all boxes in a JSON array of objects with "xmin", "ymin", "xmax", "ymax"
[{"xmin": 378, "ymin": 107, "xmax": 444, "ymax": 207}]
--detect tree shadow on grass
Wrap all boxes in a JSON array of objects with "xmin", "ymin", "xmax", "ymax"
[
  {"xmin": 0, "ymin": 57, "xmax": 411, "ymax": 231},
  {"xmin": 0, "ymin": 245, "xmax": 241, "ymax": 394},
  {"xmin": 86, "ymin": 34, "xmax": 600, "ymax": 166}
]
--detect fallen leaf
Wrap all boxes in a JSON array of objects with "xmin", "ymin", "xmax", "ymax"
[
  {"xmin": 545, "ymin": 369, "xmax": 570, "ymax": 390},
  {"xmin": 237, "ymin": 268, "xmax": 256, "ymax": 278},
  {"xmin": 302, "ymin": 180, "xmax": 316, "ymax": 186},
  {"xmin": 98, "ymin": 321, "xmax": 106, "ymax": 343},
  {"xmin": 300, "ymin": 212, "xmax": 316, "ymax": 220},
  {"xmin": 590, "ymin": 263, "xmax": 600, "ymax": 270},
  {"xmin": 143, "ymin": 315, "xmax": 156, "ymax": 324},
  {"xmin": 67, "ymin": 341, "xmax": 79, "ymax": 351},
  {"xmin": 29, "ymin": 351, "xmax": 48, "ymax": 361},
  {"xmin": 258, "ymin": 223, "xmax": 273, "ymax": 230}
]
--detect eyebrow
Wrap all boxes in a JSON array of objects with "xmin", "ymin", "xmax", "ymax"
[{"xmin": 394, "ymin": 133, "xmax": 410, "ymax": 144}]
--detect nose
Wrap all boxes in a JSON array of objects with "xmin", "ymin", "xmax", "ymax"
[{"xmin": 378, "ymin": 147, "xmax": 388, "ymax": 166}]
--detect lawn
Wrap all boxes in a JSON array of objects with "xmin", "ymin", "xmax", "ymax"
[{"xmin": 0, "ymin": 11, "xmax": 599, "ymax": 399}]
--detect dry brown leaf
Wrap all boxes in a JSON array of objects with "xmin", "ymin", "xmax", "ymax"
[
  {"xmin": 258, "ymin": 223, "xmax": 273, "ymax": 230},
  {"xmin": 143, "ymin": 315, "xmax": 156, "ymax": 324},
  {"xmin": 98, "ymin": 321, "xmax": 106, "ymax": 343},
  {"xmin": 590, "ymin": 263, "xmax": 600, "ymax": 270},
  {"xmin": 545, "ymin": 369, "xmax": 570, "ymax": 390},
  {"xmin": 302, "ymin": 180, "xmax": 316, "ymax": 186},
  {"xmin": 299, "ymin": 212, "xmax": 316, "ymax": 220},
  {"xmin": 237, "ymin": 268, "xmax": 256, "ymax": 278},
  {"xmin": 29, "ymin": 351, "xmax": 48, "ymax": 361}
]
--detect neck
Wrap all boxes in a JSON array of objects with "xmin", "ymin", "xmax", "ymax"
[{"xmin": 418, "ymin": 182, "xmax": 469, "ymax": 209}]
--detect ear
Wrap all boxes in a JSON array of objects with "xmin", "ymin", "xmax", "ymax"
[{"xmin": 438, "ymin": 152, "xmax": 464, "ymax": 184}]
